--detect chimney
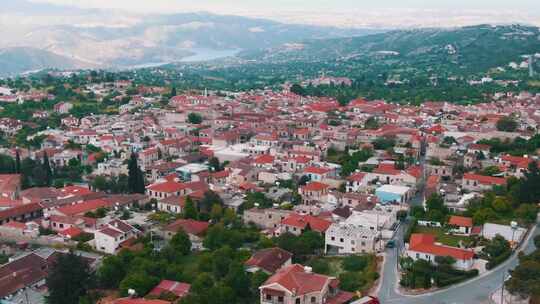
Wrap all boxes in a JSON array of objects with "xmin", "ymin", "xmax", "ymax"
[{"xmin": 304, "ymin": 266, "xmax": 312, "ymax": 273}]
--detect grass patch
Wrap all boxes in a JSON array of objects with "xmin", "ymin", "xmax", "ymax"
[
  {"xmin": 306, "ymin": 255, "xmax": 379, "ymax": 294},
  {"xmin": 413, "ymin": 226, "xmax": 471, "ymax": 247},
  {"xmin": 528, "ymin": 80, "xmax": 540, "ymax": 87}
]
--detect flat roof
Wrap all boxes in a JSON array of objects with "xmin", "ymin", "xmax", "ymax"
[{"xmin": 376, "ymin": 184, "xmax": 411, "ymax": 195}]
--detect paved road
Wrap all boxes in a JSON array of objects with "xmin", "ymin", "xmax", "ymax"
[
  {"xmin": 377, "ymin": 222, "xmax": 539, "ymax": 304},
  {"xmin": 376, "ymin": 150, "xmax": 539, "ymax": 303}
]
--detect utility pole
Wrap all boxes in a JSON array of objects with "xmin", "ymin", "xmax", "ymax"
[{"xmin": 529, "ymin": 55, "xmax": 535, "ymax": 78}]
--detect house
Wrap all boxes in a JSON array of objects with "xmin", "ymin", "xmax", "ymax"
[
  {"xmin": 259, "ymin": 264, "xmax": 354, "ymax": 304},
  {"xmin": 278, "ymin": 213, "xmax": 332, "ymax": 236},
  {"xmin": 299, "ymin": 182, "xmax": 329, "ymax": 204},
  {"xmin": 0, "ymin": 253, "xmax": 50, "ymax": 298},
  {"xmin": 0, "ymin": 250, "xmax": 97, "ymax": 298},
  {"xmin": 243, "ymin": 208, "xmax": 293, "ymax": 230},
  {"xmin": 139, "ymin": 148, "xmax": 160, "ymax": 169},
  {"xmin": 346, "ymin": 172, "xmax": 368, "ymax": 192},
  {"xmin": 94, "ymin": 220, "xmax": 139, "ymax": 254},
  {"xmin": 161, "ymin": 219, "xmax": 209, "ymax": 250},
  {"xmin": 462, "ymin": 173, "xmax": 506, "ymax": 192},
  {"xmin": 0, "ymin": 174, "xmax": 21, "ymax": 200},
  {"xmin": 245, "ymin": 247, "xmax": 293, "ymax": 274},
  {"xmin": 148, "ymin": 280, "xmax": 191, "ymax": 301},
  {"xmin": 375, "ymin": 184, "xmax": 412, "ymax": 204},
  {"xmin": 0, "ymin": 202, "xmax": 43, "ymax": 225},
  {"xmin": 0, "ymin": 220, "xmax": 40, "ymax": 238},
  {"xmin": 54, "ymin": 102, "xmax": 73, "ymax": 114},
  {"xmin": 325, "ymin": 223, "xmax": 378, "ymax": 255},
  {"xmin": 405, "ymin": 233, "xmax": 474, "ymax": 270},
  {"xmin": 146, "ymin": 180, "xmax": 189, "ymax": 200},
  {"xmin": 303, "ymin": 166, "xmax": 333, "ymax": 181},
  {"xmin": 448, "ymin": 215, "xmax": 473, "ymax": 235}
]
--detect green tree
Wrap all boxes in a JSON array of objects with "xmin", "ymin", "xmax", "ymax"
[
  {"xmin": 92, "ymin": 175, "xmax": 109, "ymax": 192},
  {"xmin": 15, "ymin": 150, "xmax": 21, "ymax": 174},
  {"xmin": 496, "ymin": 116, "xmax": 518, "ymax": 132},
  {"xmin": 208, "ymin": 157, "xmax": 222, "ymax": 172},
  {"xmin": 290, "ymin": 83, "xmax": 306, "ymax": 96},
  {"xmin": 119, "ymin": 272, "xmax": 159, "ymax": 297},
  {"xmin": 97, "ymin": 255, "xmax": 127, "ymax": 288},
  {"xmin": 516, "ymin": 204, "xmax": 538, "ymax": 224},
  {"xmin": 224, "ymin": 261, "xmax": 251, "ymax": 298},
  {"xmin": 342, "ymin": 255, "xmax": 369, "ymax": 272},
  {"xmin": 188, "ymin": 113, "xmax": 203, "ymax": 124},
  {"xmin": 183, "ymin": 196, "xmax": 198, "ymax": 220},
  {"xmin": 42, "ymin": 153, "xmax": 53, "ymax": 186},
  {"xmin": 46, "ymin": 252, "xmax": 92, "ymax": 304},
  {"xmin": 425, "ymin": 193, "xmax": 448, "ymax": 222},
  {"xmin": 127, "ymin": 153, "xmax": 145, "ymax": 194},
  {"xmin": 364, "ymin": 116, "xmax": 380, "ymax": 129},
  {"xmin": 169, "ymin": 229, "xmax": 192, "ymax": 256}
]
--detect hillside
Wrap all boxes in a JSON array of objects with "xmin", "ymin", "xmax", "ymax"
[
  {"xmin": 0, "ymin": 0, "xmax": 380, "ymax": 72},
  {"xmin": 0, "ymin": 47, "xmax": 97, "ymax": 77},
  {"xmin": 240, "ymin": 24, "xmax": 540, "ymax": 75},
  {"xmin": 158, "ymin": 24, "xmax": 540, "ymax": 103}
]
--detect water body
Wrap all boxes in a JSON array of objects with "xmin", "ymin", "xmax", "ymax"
[{"xmin": 180, "ymin": 48, "xmax": 240, "ymax": 62}]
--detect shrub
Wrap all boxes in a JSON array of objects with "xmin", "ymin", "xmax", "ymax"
[{"xmin": 342, "ymin": 255, "xmax": 369, "ymax": 272}]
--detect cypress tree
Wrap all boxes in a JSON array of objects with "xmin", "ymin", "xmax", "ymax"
[
  {"xmin": 15, "ymin": 150, "xmax": 21, "ymax": 174},
  {"xmin": 42, "ymin": 153, "xmax": 53, "ymax": 186},
  {"xmin": 128, "ymin": 153, "xmax": 145, "ymax": 194}
]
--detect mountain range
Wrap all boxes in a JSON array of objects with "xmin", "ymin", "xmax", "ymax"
[{"xmin": 0, "ymin": 0, "xmax": 379, "ymax": 77}]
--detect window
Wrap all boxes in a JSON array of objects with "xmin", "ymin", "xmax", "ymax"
[
  {"xmin": 416, "ymin": 253, "xmax": 420, "ymax": 258},
  {"xmin": 340, "ymin": 238, "xmax": 344, "ymax": 243},
  {"xmin": 296, "ymin": 299, "xmax": 301, "ymax": 304},
  {"xmin": 311, "ymin": 296, "xmax": 316, "ymax": 303},
  {"xmin": 278, "ymin": 296, "xmax": 284, "ymax": 302},
  {"xmin": 266, "ymin": 294, "xmax": 272, "ymax": 300},
  {"xmin": 331, "ymin": 236, "xmax": 335, "ymax": 241}
]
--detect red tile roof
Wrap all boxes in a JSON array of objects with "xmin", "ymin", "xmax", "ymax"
[
  {"xmin": 409, "ymin": 233, "xmax": 474, "ymax": 260},
  {"xmin": 56, "ymin": 199, "xmax": 109, "ymax": 216},
  {"xmin": 463, "ymin": 173, "xmax": 506, "ymax": 185},
  {"xmin": 347, "ymin": 172, "xmax": 366, "ymax": 182},
  {"xmin": 301, "ymin": 181, "xmax": 329, "ymax": 192},
  {"xmin": 0, "ymin": 202, "xmax": 42, "ymax": 221},
  {"xmin": 254, "ymin": 154, "xmax": 275, "ymax": 164},
  {"xmin": 262, "ymin": 264, "xmax": 334, "ymax": 295},
  {"xmin": 164, "ymin": 219, "xmax": 209, "ymax": 236},
  {"xmin": 245, "ymin": 247, "xmax": 292, "ymax": 273},
  {"xmin": 59, "ymin": 226, "xmax": 83, "ymax": 238},
  {"xmin": 373, "ymin": 163, "xmax": 401, "ymax": 175},
  {"xmin": 281, "ymin": 213, "xmax": 331, "ymax": 233},
  {"xmin": 148, "ymin": 280, "xmax": 190, "ymax": 298},
  {"xmin": 304, "ymin": 166, "xmax": 331, "ymax": 175},
  {"xmin": 448, "ymin": 215, "xmax": 473, "ymax": 227},
  {"xmin": 146, "ymin": 181, "xmax": 187, "ymax": 193}
]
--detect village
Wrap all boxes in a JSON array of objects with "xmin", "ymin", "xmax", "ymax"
[{"xmin": 0, "ymin": 74, "xmax": 539, "ymax": 304}]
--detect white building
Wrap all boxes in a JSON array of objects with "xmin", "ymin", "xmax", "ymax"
[
  {"xmin": 94, "ymin": 220, "xmax": 139, "ymax": 254},
  {"xmin": 405, "ymin": 233, "xmax": 474, "ymax": 270},
  {"xmin": 325, "ymin": 223, "xmax": 378, "ymax": 254}
]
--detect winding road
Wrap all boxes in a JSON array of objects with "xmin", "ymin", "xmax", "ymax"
[
  {"xmin": 377, "ymin": 221, "xmax": 538, "ymax": 304},
  {"xmin": 376, "ymin": 150, "xmax": 539, "ymax": 303}
]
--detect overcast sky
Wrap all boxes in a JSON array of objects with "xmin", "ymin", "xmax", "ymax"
[
  {"xmin": 30, "ymin": 0, "xmax": 540, "ymax": 14},
  {"xmin": 20, "ymin": 0, "xmax": 540, "ymax": 28}
]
